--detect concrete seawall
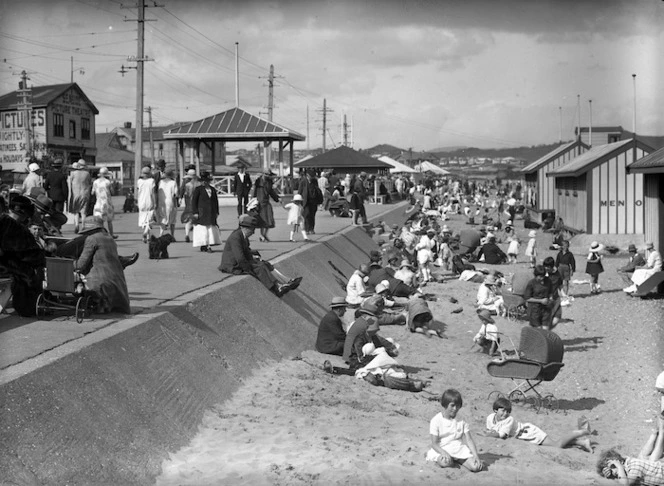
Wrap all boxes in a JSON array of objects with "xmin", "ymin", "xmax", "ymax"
[{"xmin": 0, "ymin": 206, "xmax": 408, "ymax": 485}]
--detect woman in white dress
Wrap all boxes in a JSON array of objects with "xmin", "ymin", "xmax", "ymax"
[
  {"xmin": 136, "ymin": 166, "xmax": 156, "ymax": 243},
  {"xmin": 91, "ymin": 166, "xmax": 116, "ymax": 238},
  {"xmin": 157, "ymin": 169, "xmax": 178, "ymax": 238}
]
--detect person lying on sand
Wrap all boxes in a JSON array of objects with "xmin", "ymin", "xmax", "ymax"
[{"xmin": 484, "ymin": 397, "xmax": 592, "ymax": 452}]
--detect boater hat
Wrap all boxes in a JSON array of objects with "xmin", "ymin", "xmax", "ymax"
[
  {"xmin": 330, "ymin": 297, "xmax": 348, "ymax": 308},
  {"xmin": 589, "ymin": 241, "xmax": 604, "ymax": 252}
]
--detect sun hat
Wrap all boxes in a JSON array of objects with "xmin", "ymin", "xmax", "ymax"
[
  {"xmin": 330, "ymin": 297, "xmax": 348, "ymax": 308},
  {"xmin": 99, "ymin": 167, "xmax": 109, "ymax": 176},
  {"xmin": 28, "ymin": 193, "xmax": 53, "ymax": 213},
  {"xmin": 362, "ymin": 342, "xmax": 376, "ymax": 357},
  {"xmin": 484, "ymin": 274, "xmax": 498, "ymax": 285},
  {"xmin": 292, "ymin": 194, "xmax": 303, "ymax": 202},
  {"xmin": 77, "ymin": 159, "xmax": 86, "ymax": 168},
  {"xmin": 238, "ymin": 214, "xmax": 256, "ymax": 228},
  {"xmin": 528, "ymin": 230, "xmax": 537, "ymax": 238},
  {"xmin": 589, "ymin": 241, "xmax": 604, "ymax": 252},
  {"xmin": 375, "ymin": 283, "xmax": 388, "ymax": 294},
  {"xmin": 141, "ymin": 166, "xmax": 152, "ymax": 176},
  {"xmin": 627, "ymin": 244, "xmax": 637, "ymax": 253},
  {"xmin": 71, "ymin": 161, "xmax": 80, "ymax": 170},
  {"xmin": 80, "ymin": 215, "xmax": 104, "ymax": 233},
  {"xmin": 28, "ymin": 162, "xmax": 40, "ymax": 172},
  {"xmin": 646, "ymin": 242, "xmax": 655, "ymax": 250},
  {"xmin": 187, "ymin": 169, "xmax": 196, "ymax": 178},
  {"xmin": 506, "ymin": 220, "xmax": 513, "ymax": 226},
  {"xmin": 399, "ymin": 259, "xmax": 413, "ymax": 269},
  {"xmin": 477, "ymin": 309, "xmax": 495, "ymax": 324}
]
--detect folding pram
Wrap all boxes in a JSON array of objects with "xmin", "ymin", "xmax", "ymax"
[
  {"xmin": 487, "ymin": 326, "xmax": 564, "ymax": 412},
  {"xmin": 35, "ymin": 257, "xmax": 93, "ymax": 323}
]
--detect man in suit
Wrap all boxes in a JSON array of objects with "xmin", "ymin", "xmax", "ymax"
[
  {"xmin": 298, "ymin": 169, "xmax": 321, "ymax": 234},
  {"xmin": 219, "ymin": 214, "xmax": 301, "ymax": 297},
  {"xmin": 315, "ymin": 297, "xmax": 349, "ymax": 355},
  {"xmin": 232, "ymin": 166, "xmax": 252, "ymax": 216},
  {"xmin": 43, "ymin": 158, "xmax": 68, "ymax": 212}
]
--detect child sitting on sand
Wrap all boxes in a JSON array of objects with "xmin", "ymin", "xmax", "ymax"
[
  {"xmin": 473, "ymin": 309, "xmax": 501, "ymax": 357},
  {"xmin": 597, "ymin": 416, "xmax": 664, "ymax": 485},
  {"xmin": 485, "ymin": 397, "xmax": 592, "ymax": 452},
  {"xmin": 426, "ymin": 389, "xmax": 484, "ymax": 472}
]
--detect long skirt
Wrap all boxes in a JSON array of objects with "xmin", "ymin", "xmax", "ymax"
[{"xmin": 192, "ymin": 224, "xmax": 221, "ymax": 247}]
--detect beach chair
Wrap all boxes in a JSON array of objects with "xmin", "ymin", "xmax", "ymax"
[
  {"xmin": 35, "ymin": 257, "xmax": 93, "ymax": 323},
  {"xmin": 487, "ymin": 327, "xmax": 564, "ymax": 413}
]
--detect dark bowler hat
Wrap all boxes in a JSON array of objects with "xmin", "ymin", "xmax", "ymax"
[
  {"xmin": 239, "ymin": 214, "xmax": 256, "ymax": 228},
  {"xmin": 627, "ymin": 244, "xmax": 637, "ymax": 253}
]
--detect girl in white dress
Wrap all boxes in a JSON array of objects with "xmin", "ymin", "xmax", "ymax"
[
  {"xmin": 281, "ymin": 194, "xmax": 308, "ymax": 242},
  {"xmin": 136, "ymin": 166, "xmax": 156, "ymax": 243},
  {"xmin": 157, "ymin": 169, "xmax": 178, "ymax": 238},
  {"xmin": 92, "ymin": 167, "xmax": 116, "ymax": 238}
]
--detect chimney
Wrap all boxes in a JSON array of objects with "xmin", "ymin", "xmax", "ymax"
[{"xmin": 124, "ymin": 122, "xmax": 132, "ymax": 129}]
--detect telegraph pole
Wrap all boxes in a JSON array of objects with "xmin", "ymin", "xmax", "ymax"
[
  {"xmin": 147, "ymin": 106, "xmax": 155, "ymax": 163},
  {"xmin": 16, "ymin": 71, "xmax": 32, "ymax": 157},
  {"xmin": 123, "ymin": 0, "xmax": 158, "ymax": 188},
  {"xmin": 343, "ymin": 114, "xmax": 348, "ymax": 146},
  {"xmin": 317, "ymin": 99, "xmax": 333, "ymax": 152}
]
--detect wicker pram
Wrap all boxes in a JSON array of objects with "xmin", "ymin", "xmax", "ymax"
[{"xmin": 487, "ymin": 326, "xmax": 564, "ymax": 412}]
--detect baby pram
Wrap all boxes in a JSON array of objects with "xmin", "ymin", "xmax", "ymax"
[
  {"xmin": 35, "ymin": 257, "xmax": 93, "ymax": 323},
  {"xmin": 503, "ymin": 270, "xmax": 530, "ymax": 321},
  {"xmin": 487, "ymin": 327, "xmax": 564, "ymax": 413}
]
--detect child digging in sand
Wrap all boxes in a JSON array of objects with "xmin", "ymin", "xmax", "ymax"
[
  {"xmin": 485, "ymin": 397, "xmax": 593, "ymax": 452},
  {"xmin": 426, "ymin": 389, "xmax": 484, "ymax": 473}
]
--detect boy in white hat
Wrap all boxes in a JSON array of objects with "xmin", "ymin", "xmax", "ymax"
[
  {"xmin": 525, "ymin": 230, "xmax": 537, "ymax": 268},
  {"xmin": 281, "ymin": 194, "xmax": 309, "ymax": 242}
]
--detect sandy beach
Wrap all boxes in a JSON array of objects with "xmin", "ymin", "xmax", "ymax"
[{"xmin": 156, "ymin": 218, "xmax": 663, "ymax": 486}]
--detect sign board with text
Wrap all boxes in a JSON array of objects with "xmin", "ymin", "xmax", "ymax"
[{"xmin": 0, "ymin": 108, "xmax": 47, "ymax": 171}]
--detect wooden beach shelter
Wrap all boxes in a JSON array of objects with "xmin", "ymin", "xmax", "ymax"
[
  {"xmin": 294, "ymin": 145, "xmax": 392, "ymax": 176},
  {"xmin": 546, "ymin": 139, "xmax": 653, "ymax": 235},
  {"xmin": 627, "ymin": 146, "xmax": 664, "ymax": 251},
  {"xmin": 163, "ymin": 107, "xmax": 305, "ymax": 178},
  {"xmin": 521, "ymin": 140, "xmax": 589, "ymax": 216}
]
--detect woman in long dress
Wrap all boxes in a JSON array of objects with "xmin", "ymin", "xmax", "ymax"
[
  {"xmin": 253, "ymin": 170, "xmax": 280, "ymax": 242},
  {"xmin": 157, "ymin": 169, "xmax": 178, "ymax": 238},
  {"xmin": 136, "ymin": 166, "xmax": 156, "ymax": 243},
  {"xmin": 178, "ymin": 169, "xmax": 199, "ymax": 243},
  {"xmin": 68, "ymin": 159, "xmax": 92, "ymax": 233},
  {"xmin": 91, "ymin": 166, "xmax": 116, "ymax": 238},
  {"xmin": 191, "ymin": 171, "xmax": 221, "ymax": 253}
]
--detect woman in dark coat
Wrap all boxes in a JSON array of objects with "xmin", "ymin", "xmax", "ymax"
[
  {"xmin": 191, "ymin": 171, "xmax": 221, "ymax": 253},
  {"xmin": 74, "ymin": 216, "xmax": 130, "ymax": 314},
  {"xmin": 253, "ymin": 170, "xmax": 280, "ymax": 242}
]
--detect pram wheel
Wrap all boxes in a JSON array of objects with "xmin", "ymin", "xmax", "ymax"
[
  {"xmin": 76, "ymin": 295, "xmax": 91, "ymax": 323},
  {"xmin": 35, "ymin": 293, "xmax": 45, "ymax": 317},
  {"xmin": 509, "ymin": 390, "xmax": 540, "ymax": 412},
  {"xmin": 488, "ymin": 390, "xmax": 506, "ymax": 402},
  {"xmin": 541, "ymin": 394, "xmax": 559, "ymax": 412}
]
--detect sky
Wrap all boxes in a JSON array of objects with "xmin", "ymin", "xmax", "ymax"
[{"xmin": 1, "ymin": 0, "xmax": 663, "ymax": 152}]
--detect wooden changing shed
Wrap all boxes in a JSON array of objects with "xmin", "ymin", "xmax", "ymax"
[
  {"xmin": 521, "ymin": 140, "xmax": 589, "ymax": 214},
  {"xmin": 546, "ymin": 139, "xmax": 653, "ymax": 234},
  {"xmin": 626, "ymin": 146, "xmax": 664, "ymax": 252}
]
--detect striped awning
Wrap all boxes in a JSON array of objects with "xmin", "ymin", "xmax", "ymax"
[{"xmin": 163, "ymin": 107, "xmax": 305, "ymax": 142}]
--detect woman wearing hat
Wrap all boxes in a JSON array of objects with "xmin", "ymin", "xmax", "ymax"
[
  {"xmin": 74, "ymin": 215, "xmax": 130, "ymax": 314},
  {"xmin": 27, "ymin": 192, "xmax": 68, "ymax": 237},
  {"xmin": 0, "ymin": 195, "xmax": 45, "ymax": 316},
  {"xmin": 191, "ymin": 171, "xmax": 221, "ymax": 252},
  {"xmin": 394, "ymin": 259, "xmax": 418, "ymax": 288},
  {"xmin": 136, "ymin": 166, "xmax": 156, "ymax": 243},
  {"xmin": 585, "ymin": 241, "xmax": 604, "ymax": 294},
  {"xmin": 91, "ymin": 166, "xmax": 117, "ymax": 239},
  {"xmin": 68, "ymin": 159, "xmax": 92, "ymax": 234},
  {"xmin": 157, "ymin": 169, "xmax": 178, "ymax": 238},
  {"xmin": 252, "ymin": 170, "xmax": 280, "ymax": 242},
  {"xmin": 21, "ymin": 162, "xmax": 42, "ymax": 195},
  {"xmin": 178, "ymin": 169, "xmax": 199, "ymax": 243}
]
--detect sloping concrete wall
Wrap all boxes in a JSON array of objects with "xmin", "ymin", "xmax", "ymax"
[{"xmin": 0, "ymin": 211, "xmax": 405, "ymax": 485}]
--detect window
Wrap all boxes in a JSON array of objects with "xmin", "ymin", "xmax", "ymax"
[
  {"xmin": 54, "ymin": 114, "xmax": 64, "ymax": 137},
  {"xmin": 81, "ymin": 118, "xmax": 90, "ymax": 140},
  {"xmin": 69, "ymin": 120, "xmax": 76, "ymax": 139}
]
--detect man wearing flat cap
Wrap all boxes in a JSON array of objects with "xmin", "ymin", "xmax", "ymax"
[
  {"xmin": 219, "ymin": 214, "xmax": 301, "ymax": 297},
  {"xmin": 315, "ymin": 297, "xmax": 348, "ymax": 355}
]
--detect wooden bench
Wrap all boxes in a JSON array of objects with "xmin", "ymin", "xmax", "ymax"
[{"xmin": 368, "ymin": 195, "xmax": 386, "ymax": 205}]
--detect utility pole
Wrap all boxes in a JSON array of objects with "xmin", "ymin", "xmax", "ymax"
[
  {"xmin": 123, "ymin": 0, "xmax": 158, "ymax": 189},
  {"xmin": 16, "ymin": 71, "xmax": 32, "ymax": 157},
  {"xmin": 317, "ymin": 99, "xmax": 333, "ymax": 152},
  {"xmin": 306, "ymin": 104, "xmax": 310, "ymax": 151},
  {"xmin": 147, "ymin": 106, "xmax": 155, "ymax": 163},
  {"xmin": 343, "ymin": 114, "xmax": 348, "ymax": 147}
]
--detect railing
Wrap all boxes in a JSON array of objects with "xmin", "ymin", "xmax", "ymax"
[{"xmin": 211, "ymin": 175, "xmax": 292, "ymax": 197}]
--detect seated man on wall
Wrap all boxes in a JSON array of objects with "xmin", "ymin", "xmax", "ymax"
[
  {"xmin": 617, "ymin": 244, "xmax": 646, "ymax": 286},
  {"xmin": 219, "ymin": 214, "xmax": 301, "ymax": 298},
  {"xmin": 315, "ymin": 297, "xmax": 349, "ymax": 356}
]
